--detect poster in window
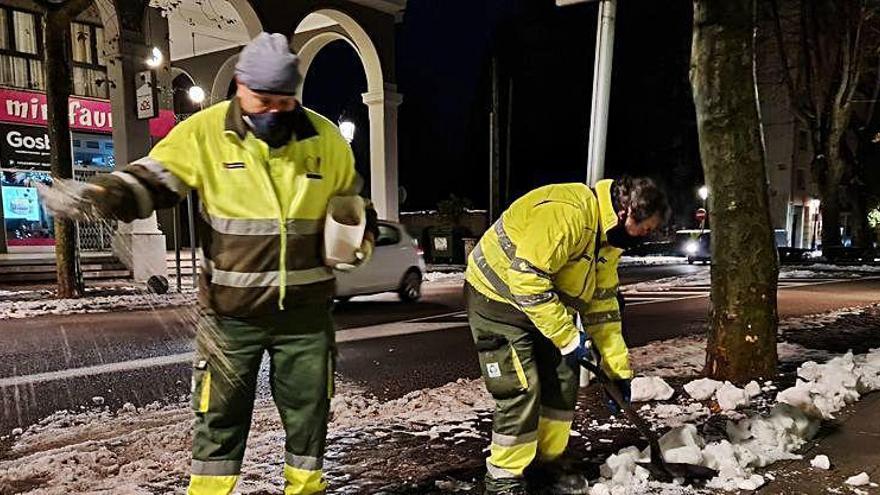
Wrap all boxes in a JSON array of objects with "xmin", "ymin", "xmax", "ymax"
[{"xmin": 2, "ymin": 185, "xmax": 41, "ymax": 221}]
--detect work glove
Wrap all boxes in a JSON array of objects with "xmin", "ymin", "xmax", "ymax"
[
  {"xmin": 36, "ymin": 179, "xmax": 107, "ymax": 221},
  {"xmin": 562, "ymin": 331, "xmax": 590, "ymax": 370},
  {"xmin": 603, "ymin": 378, "xmax": 632, "ymax": 415},
  {"xmin": 333, "ymin": 237, "xmax": 374, "ymax": 272}
]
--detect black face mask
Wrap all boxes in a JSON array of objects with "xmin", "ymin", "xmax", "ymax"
[
  {"xmin": 247, "ymin": 110, "xmax": 296, "ymax": 148},
  {"xmin": 605, "ymin": 221, "xmax": 644, "ymax": 250}
]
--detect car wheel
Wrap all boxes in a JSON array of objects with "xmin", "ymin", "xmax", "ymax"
[{"xmin": 398, "ymin": 270, "xmax": 422, "ymax": 302}]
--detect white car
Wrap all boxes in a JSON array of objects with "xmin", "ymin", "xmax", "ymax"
[{"xmin": 334, "ymin": 221, "xmax": 426, "ymax": 302}]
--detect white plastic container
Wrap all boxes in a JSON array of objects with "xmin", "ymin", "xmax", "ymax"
[{"xmin": 324, "ymin": 196, "xmax": 366, "ymax": 266}]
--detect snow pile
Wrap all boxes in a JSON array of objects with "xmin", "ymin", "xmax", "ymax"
[
  {"xmin": 810, "ymin": 454, "xmax": 830, "ymax": 470},
  {"xmin": 683, "ymin": 379, "xmax": 759, "ymax": 410},
  {"xmin": 845, "ymin": 472, "xmax": 871, "ymax": 487},
  {"xmin": 776, "ymin": 353, "xmax": 863, "ymax": 419},
  {"xmin": 592, "ymin": 347, "xmax": 880, "ymax": 492},
  {"xmin": 630, "ymin": 376, "xmax": 675, "ymax": 402},
  {"xmin": 715, "ymin": 382, "xmax": 750, "ymax": 411},
  {"xmin": 644, "ymin": 403, "xmax": 711, "ymax": 428},
  {"xmin": 656, "ymin": 424, "xmax": 705, "ymax": 465},
  {"xmin": 683, "ymin": 378, "xmax": 722, "ymax": 401}
]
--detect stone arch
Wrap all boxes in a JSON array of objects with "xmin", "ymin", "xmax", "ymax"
[
  {"xmin": 224, "ymin": 0, "xmax": 263, "ymax": 39},
  {"xmin": 211, "ymin": 53, "xmax": 240, "ymax": 104},
  {"xmin": 293, "ymin": 9, "xmax": 400, "ymax": 220},
  {"xmin": 296, "ymin": 31, "xmax": 357, "ymax": 92},
  {"xmin": 294, "ymin": 9, "xmax": 383, "ymax": 97}
]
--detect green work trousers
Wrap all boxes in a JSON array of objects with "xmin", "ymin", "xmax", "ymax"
[
  {"xmin": 188, "ymin": 302, "xmax": 334, "ymax": 495},
  {"xmin": 466, "ymin": 283, "xmax": 580, "ymax": 492}
]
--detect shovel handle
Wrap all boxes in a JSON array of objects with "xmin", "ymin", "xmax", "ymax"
[{"xmin": 578, "ymin": 357, "xmax": 667, "ymax": 467}]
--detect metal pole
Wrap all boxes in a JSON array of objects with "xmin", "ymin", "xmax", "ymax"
[
  {"xmin": 489, "ymin": 57, "xmax": 501, "ymax": 222},
  {"xmin": 186, "ymin": 192, "xmax": 198, "ymax": 288},
  {"xmin": 586, "ymin": 0, "xmax": 617, "ymax": 186},
  {"xmin": 172, "ymin": 204, "xmax": 182, "ymax": 292}
]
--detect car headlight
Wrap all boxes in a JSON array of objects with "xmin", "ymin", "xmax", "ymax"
[{"xmin": 685, "ymin": 241, "xmax": 699, "ymax": 255}]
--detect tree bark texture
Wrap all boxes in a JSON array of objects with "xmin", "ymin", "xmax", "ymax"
[
  {"xmin": 43, "ymin": 0, "xmax": 92, "ymax": 298},
  {"xmin": 691, "ymin": 0, "xmax": 779, "ymax": 382}
]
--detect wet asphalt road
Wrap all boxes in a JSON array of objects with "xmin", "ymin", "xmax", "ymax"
[{"xmin": 1, "ymin": 264, "xmax": 878, "ymax": 434}]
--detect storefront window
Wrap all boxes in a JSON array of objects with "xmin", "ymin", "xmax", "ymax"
[
  {"xmin": 1, "ymin": 170, "xmax": 53, "ymax": 247},
  {"xmin": 72, "ymin": 131, "xmax": 115, "ymax": 170}
]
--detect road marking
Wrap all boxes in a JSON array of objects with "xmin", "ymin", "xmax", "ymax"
[
  {"xmin": 0, "ymin": 311, "xmax": 471, "ymax": 388},
  {"xmin": 0, "ymin": 353, "xmax": 194, "ymax": 388}
]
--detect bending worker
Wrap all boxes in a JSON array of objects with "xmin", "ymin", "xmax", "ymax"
[
  {"xmin": 40, "ymin": 33, "xmax": 377, "ymax": 495},
  {"xmin": 465, "ymin": 177, "xmax": 669, "ymax": 494}
]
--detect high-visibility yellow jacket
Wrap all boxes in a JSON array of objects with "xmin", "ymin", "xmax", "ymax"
[
  {"xmin": 93, "ymin": 98, "xmax": 375, "ymax": 317},
  {"xmin": 465, "ymin": 180, "xmax": 631, "ymax": 379}
]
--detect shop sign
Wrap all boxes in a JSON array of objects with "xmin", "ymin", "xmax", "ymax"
[
  {"xmin": 135, "ymin": 70, "xmax": 159, "ymax": 120},
  {"xmin": 0, "ymin": 124, "xmax": 50, "ymax": 170},
  {"xmin": 0, "ymin": 87, "xmax": 175, "ymax": 138}
]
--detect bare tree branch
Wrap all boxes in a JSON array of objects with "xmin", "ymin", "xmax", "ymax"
[{"xmin": 768, "ymin": 0, "xmax": 813, "ymax": 121}]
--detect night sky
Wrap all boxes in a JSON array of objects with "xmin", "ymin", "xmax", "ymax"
[{"xmin": 304, "ymin": 0, "xmax": 704, "ymax": 229}]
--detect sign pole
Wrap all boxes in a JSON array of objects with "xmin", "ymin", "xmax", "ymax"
[{"xmin": 586, "ymin": 0, "xmax": 617, "ymax": 186}]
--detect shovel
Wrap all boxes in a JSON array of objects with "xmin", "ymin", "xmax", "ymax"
[{"xmin": 578, "ymin": 357, "xmax": 718, "ymax": 483}]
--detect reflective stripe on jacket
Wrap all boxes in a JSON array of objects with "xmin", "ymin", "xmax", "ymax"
[
  {"xmin": 465, "ymin": 180, "xmax": 632, "ymax": 379},
  {"xmin": 94, "ymin": 98, "xmax": 373, "ymax": 317}
]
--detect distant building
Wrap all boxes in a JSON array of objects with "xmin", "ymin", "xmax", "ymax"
[{"xmin": 756, "ymin": 7, "xmax": 822, "ymax": 250}]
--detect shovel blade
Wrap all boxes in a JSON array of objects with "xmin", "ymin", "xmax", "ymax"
[{"xmin": 636, "ymin": 461, "xmax": 718, "ymax": 483}]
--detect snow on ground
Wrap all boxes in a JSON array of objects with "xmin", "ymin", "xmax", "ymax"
[
  {"xmin": 618, "ymin": 256, "xmax": 688, "ymax": 267},
  {"xmin": 624, "ymin": 264, "xmax": 878, "ymax": 293},
  {"xmin": 0, "ymin": 288, "xmax": 197, "ymax": 320},
  {"xmin": 795, "ymin": 263, "xmax": 880, "ymax": 274},
  {"xmin": 0, "ymin": 378, "xmax": 493, "ymax": 495},
  {"xmin": 423, "ymin": 271, "xmax": 466, "ymax": 284}
]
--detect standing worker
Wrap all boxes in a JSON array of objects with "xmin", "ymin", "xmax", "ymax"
[
  {"xmin": 40, "ymin": 33, "xmax": 377, "ymax": 495},
  {"xmin": 465, "ymin": 177, "xmax": 669, "ymax": 494}
]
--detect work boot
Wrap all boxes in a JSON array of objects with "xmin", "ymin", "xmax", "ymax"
[
  {"xmin": 525, "ymin": 460, "xmax": 590, "ymax": 495},
  {"xmin": 484, "ymin": 475, "xmax": 530, "ymax": 495}
]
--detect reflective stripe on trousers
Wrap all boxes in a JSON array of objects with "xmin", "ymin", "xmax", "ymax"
[
  {"xmin": 284, "ymin": 463, "xmax": 326, "ymax": 495},
  {"xmin": 188, "ymin": 474, "xmax": 240, "ymax": 495}
]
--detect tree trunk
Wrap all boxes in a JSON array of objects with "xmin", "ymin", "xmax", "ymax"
[
  {"xmin": 816, "ymin": 139, "xmax": 846, "ymax": 250},
  {"xmin": 44, "ymin": 5, "xmax": 86, "ymax": 298},
  {"xmin": 850, "ymin": 187, "xmax": 870, "ymax": 248},
  {"xmin": 691, "ymin": 0, "xmax": 779, "ymax": 382}
]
